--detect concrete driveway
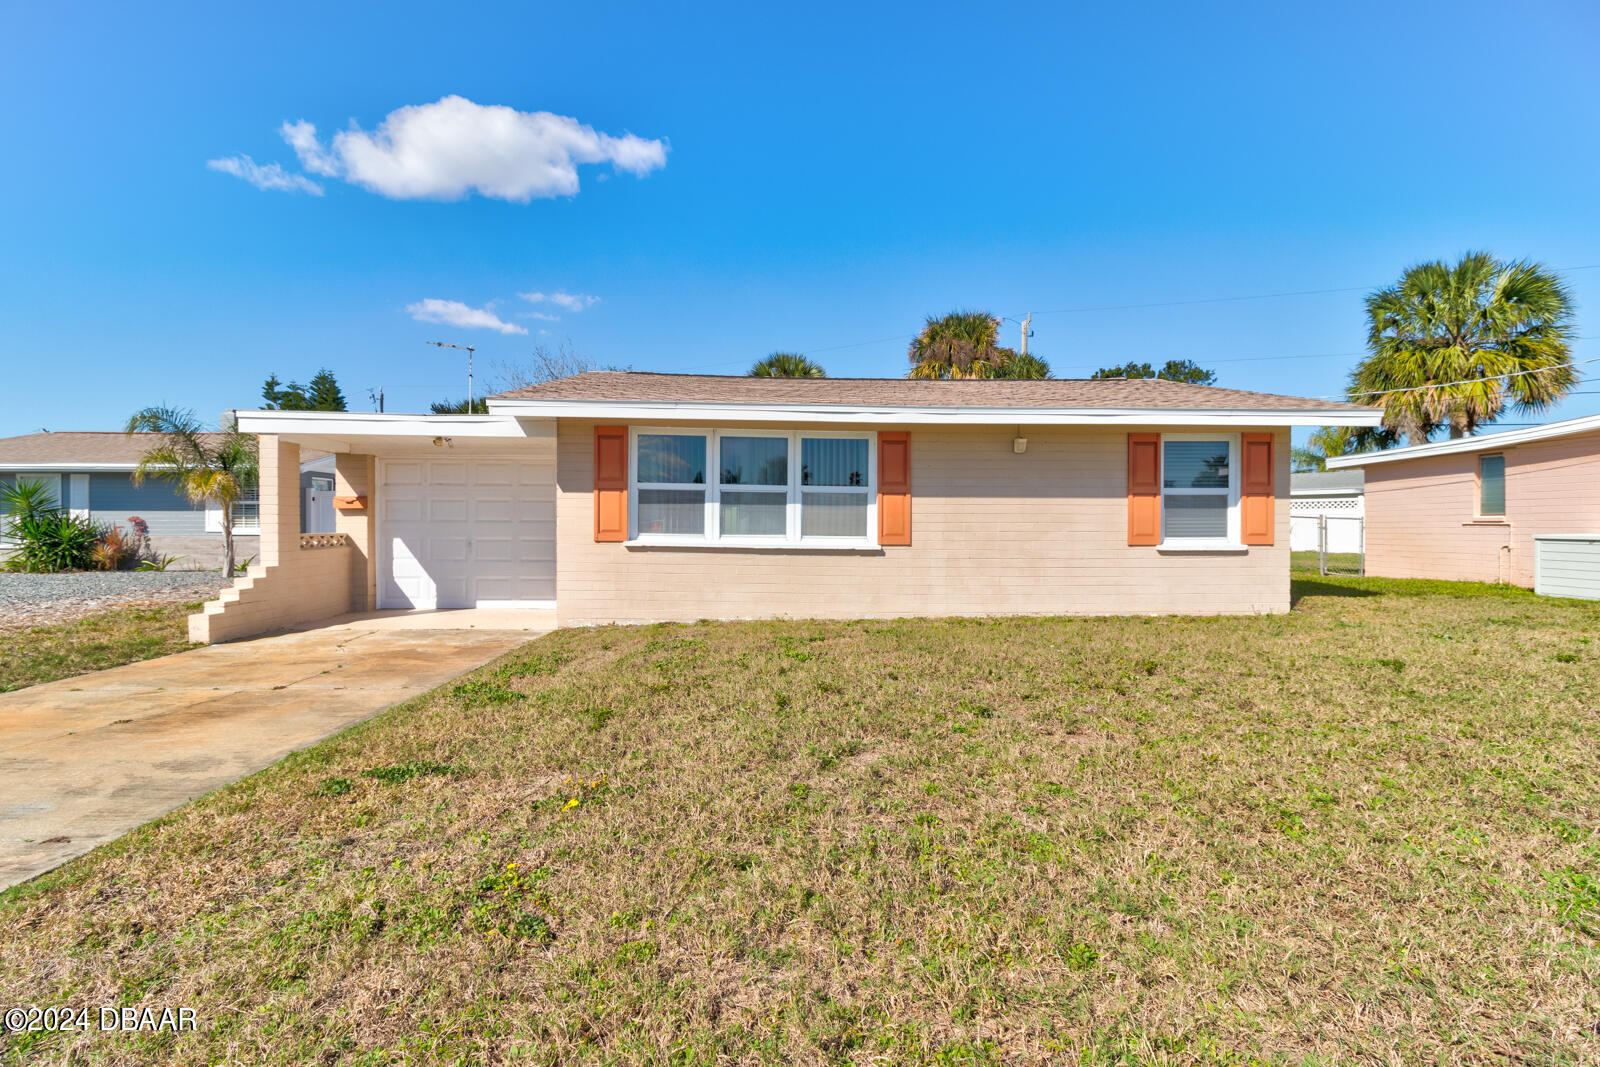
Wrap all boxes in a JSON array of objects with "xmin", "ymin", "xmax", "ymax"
[{"xmin": 0, "ymin": 619, "xmax": 544, "ymax": 890}]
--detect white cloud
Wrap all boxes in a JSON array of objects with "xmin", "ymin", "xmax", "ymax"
[
  {"xmin": 406, "ymin": 298, "xmax": 527, "ymax": 335},
  {"xmin": 521, "ymin": 290, "xmax": 600, "ymax": 312},
  {"xmin": 281, "ymin": 96, "xmax": 667, "ymax": 202},
  {"xmin": 206, "ymin": 155, "xmax": 323, "ymax": 195},
  {"xmin": 279, "ymin": 120, "xmax": 340, "ymax": 177}
]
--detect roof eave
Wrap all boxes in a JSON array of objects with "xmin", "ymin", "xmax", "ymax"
[
  {"xmin": 0, "ymin": 462, "xmax": 141, "ymax": 472},
  {"xmin": 1325, "ymin": 413, "xmax": 1600, "ymax": 468},
  {"xmin": 485, "ymin": 397, "xmax": 1382, "ymax": 428},
  {"xmin": 233, "ymin": 410, "xmax": 536, "ymax": 438}
]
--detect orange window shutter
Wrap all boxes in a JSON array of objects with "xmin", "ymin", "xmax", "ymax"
[
  {"xmin": 1240, "ymin": 432, "xmax": 1275, "ymax": 545},
  {"xmin": 1127, "ymin": 433, "xmax": 1161, "ymax": 546},
  {"xmin": 593, "ymin": 425, "xmax": 628, "ymax": 543},
  {"xmin": 878, "ymin": 431, "xmax": 911, "ymax": 545}
]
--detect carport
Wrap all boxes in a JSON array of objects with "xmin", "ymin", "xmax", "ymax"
[{"xmin": 194, "ymin": 411, "xmax": 558, "ymax": 643}]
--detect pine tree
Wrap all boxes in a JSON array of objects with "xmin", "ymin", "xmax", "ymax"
[
  {"xmin": 261, "ymin": 374, "xmax": 309, "ymax": 410},
  {"xmin": 307, "ymin": 369, "xmax": 347, "ymax": 412}
]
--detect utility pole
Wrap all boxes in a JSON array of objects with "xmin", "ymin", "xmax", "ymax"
[
  {"xmin": 1020, "ymin": 313, "xmax": 1032, "ymax": 357},
  {"xmin": 426, "ymin": 341, "xmax": 477, "ymax": 410}
]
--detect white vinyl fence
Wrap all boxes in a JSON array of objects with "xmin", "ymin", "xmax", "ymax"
[{"xmin": 1291, "ymin": 493, "xmax": 1364, "ymax": 573}]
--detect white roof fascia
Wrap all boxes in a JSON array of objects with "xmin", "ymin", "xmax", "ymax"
[
  {"xmin": 486, "ymin": 398, "xmax": 1382, "ymax": 428},
  {"xmin": 1326, "ymin": 413, "xmax": 1600, "ymax": 468},
  {"xmin": 0, "ymin": 462, "xmax": 140, "ymax": 472},
  {"xmin": 233, "ymin": 410, "xmax": 537, "ymax": 438}
]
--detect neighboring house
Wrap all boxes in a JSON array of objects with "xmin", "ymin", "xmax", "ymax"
[
  {"xmin": 1326, "ymin": 413, "xmax": 1600, "ymax": 590},
  {"xmin": 300, "ymin": 452, "xmax": 337, "ymax": 534},
  {"xmin": 0, "ymin": 432, "xmax": 260, "ymax": 569},
  {"xmin": 192, "ymin": 373, "xmax": 1378, "ymax": 642},
  {"xmin": 1289, "ymin": 469, "xmax": 1364, "ymax": 553}
]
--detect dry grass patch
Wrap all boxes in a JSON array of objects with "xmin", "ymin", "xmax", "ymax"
[
  {"xmin": 0, "ymin": 602, "xmax": 198, "ymax": 693},
  {"xmin": 2, "ymin": 577, "xmax": 1598, "ymax": 1064}
]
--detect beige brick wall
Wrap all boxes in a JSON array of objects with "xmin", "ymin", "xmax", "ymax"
[
  {"xmin": 335, "ymin": 453, "xmax": 377, "ymax": 611},
  {"xmin": 555, "ymin": 421, "xmax": 1291, "ymax": 625},
  {"xmin": 189, "ymin": 436, "xmax": 363, "ymax": 643},
  {"xmin": 1363, "ymin": 428, "xmax": 1600, "ymax": 586}
]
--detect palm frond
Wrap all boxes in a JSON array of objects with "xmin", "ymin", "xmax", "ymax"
[
  {"xmin": 1353, "ymin": 253, "xmax": 1577, "ymax": 442},
  {"xmin": 749, "ymin": 353, "xmax": 826, "ymax": 378}
]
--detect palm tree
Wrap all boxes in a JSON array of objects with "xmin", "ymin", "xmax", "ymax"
[
  {"xmin": 430, "ymin": 397, "xmax": 490, "ymax": 413},
  {"xmin": 908, "ymin": 311, "xmax": 1005, "ymax": 379},
  {"xmin": 126, "ymin": 407, "xmax": 259, "ymax": 577},
  {"xmin": 1351, "ymin": 253, "xmax": 1576, "ymax": 443},
  {"xmin": 993, "ymin": 350, "xmax": 1051, "ymax": 379},
  {"xmin": 1292, "ymin": 424, "xmax": 1397, "ymax": 471},
  {"xmin": 750, "ymin": 352, "xmax": 825, "ymax": 378}
]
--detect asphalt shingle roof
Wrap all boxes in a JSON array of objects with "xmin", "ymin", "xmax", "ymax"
[
  {"xmin": 0, "ymin": 432, "xmax": 228, "ymax": 466},
  {"xmin": 1290, "ymin": 470, "xmax": 1365, "ymax": 494},
  {"xmin": 492, "ymin": 371, "xmax": 1371, "ymax": 412}
]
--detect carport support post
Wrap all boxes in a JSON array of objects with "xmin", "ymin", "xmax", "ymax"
[
  {"xmin": 258, "ymin": 436, "xmax": 302, "ymax": 570},
  {"xmin": 335, "ymin": 452, "xmax": 378, "ymax": 612}
]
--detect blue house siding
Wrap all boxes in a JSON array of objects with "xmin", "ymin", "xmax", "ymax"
[{"xmin": 87, "ymin": 472, "xmax": 207, "ymax": 536}]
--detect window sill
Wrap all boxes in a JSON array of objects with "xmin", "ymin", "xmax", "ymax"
[
  {"xmin": 625, "ymin": 538, "xmax": 881, "ymax": 553},
  {"xmin": 1156, "ymin": 541, "xmax": 1249, "ymax": 554},
  {"xmin": 1463, "ymin": 518, "xmax": 1509, "ymax": 526}
]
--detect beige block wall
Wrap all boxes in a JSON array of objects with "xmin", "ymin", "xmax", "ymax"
[
  {"xmin": 555, "ymin": 421, "xmax": 1291, "ymax": 625},
  {"xmin": 1364, "ymin": 428, "xmax": 1600, "ymax": 586},
  {"xmin": 335, "ymin": 452, "xmax": 378, "ymax": 611},
  {"xmin": 189, "ymin": 436, "xmax": 371, "ymax": 643}
]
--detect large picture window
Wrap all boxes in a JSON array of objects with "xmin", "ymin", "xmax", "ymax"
[
  {"xmin": 1161, "ymin": 436, "xmax": 1238, "ymax": 545},
  {"xmin": 629, "ymin": 429, "xmax": 876, "ymax": 547}
]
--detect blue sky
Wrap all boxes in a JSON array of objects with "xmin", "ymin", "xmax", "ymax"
[{"xmin": 4, "ymin": 1, "xmax": 1599, "ymax": 440}]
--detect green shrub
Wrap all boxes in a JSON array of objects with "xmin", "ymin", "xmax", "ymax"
[{"xmin": 1, "ymin": 479, "xmax": 104, "ymax": 572}]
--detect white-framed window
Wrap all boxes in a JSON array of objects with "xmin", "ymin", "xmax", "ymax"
[
  {"xmin": 1161, "ymin": 434, "xmax": 1239, "ymax": 547},
  {"xmin": 629, "ymin": 428, "xmax": 876, "ymax": 548},
  {"xmin": 208, "ymin": 483, "xmax": 260, "ymax": 534},
  {"xmin": 232, "ymin": 484, "xmax": 260, "ymax": 533}
]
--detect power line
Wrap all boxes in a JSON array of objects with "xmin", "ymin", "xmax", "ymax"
[
  {"xmin": 748, "ymin": 262, "xmax": 1600, "ymax": 371},
  {"xmin": 1319, "ymin": 356, "xmax": 1600, "ymax": 402},
  {"xmin": 670, "ymin": 262, "xmax": 1600, "ymax": 375},
  {"xmin": 1027, "ymin": 263, "xmax": 1600, "ymax": 321}
]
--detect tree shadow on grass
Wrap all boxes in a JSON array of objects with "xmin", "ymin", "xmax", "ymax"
[{"xmin": 1291, "ymin": 575, "xmax": 1381, "ymax": 608}]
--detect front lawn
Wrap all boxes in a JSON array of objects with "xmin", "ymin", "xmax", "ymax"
[
  {"xmin": 0, "ymin": 602, "xmax": 199, "ymax": 693},
  {"xmin": 3, "ymin": 578, "xmax": 1597, "ymax": 1063}
]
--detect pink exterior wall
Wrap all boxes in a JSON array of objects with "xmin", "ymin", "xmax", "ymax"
[
  {"xmin": 1363, "ymin": 428, "xmax": 1600, "ymax": 586},
  {"xmin": 554, "ymin": 420, "xmax": 1292, "ymax": 625}
]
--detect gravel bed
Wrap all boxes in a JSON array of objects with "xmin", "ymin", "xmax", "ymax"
[{"xmin": 0, "ymin": 571, "xmax": 232, "ymax": 631}]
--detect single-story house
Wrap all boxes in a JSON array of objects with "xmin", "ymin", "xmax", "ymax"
[
  {"xmin": 0, "ymin": 432, "xmax": 261, "ymax": 569},
  {"xmin": 1288, "ymin": 469, "xmax": 1364, "ymax": 553},
  {"xmin": 1325, "ymin": 413, "xmax": 1600, "ymax": 592},
  {"xmin": 194, "ymin": 373, "xmax": 1378, "ymax": 641}
]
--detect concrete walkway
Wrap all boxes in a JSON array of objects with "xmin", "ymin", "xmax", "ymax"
[{"xmin": 0, "ymin": 623, "xmax": 542, "ymax": 890}]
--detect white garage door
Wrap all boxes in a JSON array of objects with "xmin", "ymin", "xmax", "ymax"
[{"xmin": 378, "ymin": 456, "xmax": 555, "ymax": 610}]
